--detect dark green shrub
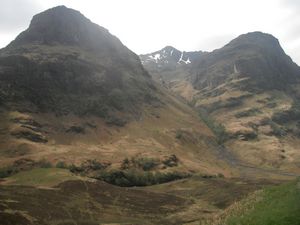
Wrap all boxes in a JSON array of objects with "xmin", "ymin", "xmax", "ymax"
[
  {"xmin": 0, "ymin": 166, "xmax": 17, "ymax": 178},
  {"xmin": 201, "ymin": 174, "xmax": 217, "ymax": 178},
  {"xmin": 66, "ymin": 126, "xmax": 85, "ymax": 134},
  {"xmin": 260, "ymin": 117, "xmax": 271, "ymax": 126},
  {"xmin": 69, "ymin": 164, "xmax": 84, "ymax": 173},
  {"xmin": 261, "ymin": 118, "xmax": 287, "ymax": 137},
  {"xmin": 205, "ymin": 95, "xmax": 251, "ymax": 113},
  {"xmin": 55, "ymin": 161, "xmax": 68, "ymax": 168},
  {"xmin": 155, "ymin": 171, "xmax": 190, "ymax": 183},
  {"xmin": 175, "ymin": 130, "xmax": 183, "ymax": 139},
  {"xmin": 272, "ymin": 102, "xmax": 300, "ymax": 124},
  {"xmin": 68, "ymin": 160, "xmax": 110, "ymax": 174},
  {"xmin": 266, "ymin": 102, "xmax": 277, "ymax": 108},
  {"xmin": 217, "ymin": 173, "xmax": 225, "ymax": 178},
  {"xmin": 132, "ymin": 157, "xmax": 159, "ymax": 171},
  {"xmin": 162, "ymin": 154, "xmax": 178, "ymax": 167},
  {"xmin": 121, "ymin": 157, "xmax": 159, "ymax": 171},
  {"xmin": 199, "ymin": 110, "xmax": 228, "ymax": 144},
  {"xmin": 270, "ymin": 122, "xmax": 287, "ymax": 137},
  {"xmin": 37, "ymin": 159, "xmax": 52, "ymax": 168},
  {"xmin": 0, "ymin": 159, "xmax": 53, "ymax": 178},
  {"xmin": 235, "ymin": 108, "xmax": 262, "ymax": 118},
  {"xmin": 121, "ymin": 158, "xmax": 130, "ymax": 170},
  {"xmin": 83, "ymin": 159, "xmax": 107, "ymax": 170},
  {"xmin": 94, "ymin": 169, "xmax": 190, "ymax": 187},
  {"xmin": 224, "ymin": 97, "xmax": 243, "ymax": 108}
]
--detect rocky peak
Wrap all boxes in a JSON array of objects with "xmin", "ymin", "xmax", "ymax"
[
  {"xmin": 221, "ymin": 31, "xmax": 286, "ymax": 60},
  {"xmin": 191, "ymin": 31, "xmax": 300, "ymax": 90},
  {"xmin": 7, "ymin": 6, "xmax": 120, "ymax": 52},
  {"xmin": 0, "ymin": 6, "xmax": 157, "ymax": 119},
  {"xmin": 226, "ymin": 32, "xmax": 281, "ymax": 49}
]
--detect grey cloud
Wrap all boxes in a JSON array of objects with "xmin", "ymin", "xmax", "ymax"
[
  {"xmin": 0, "ymin": 0, "xmax": 41, "ymax": 32},
  {"xmin": 285, "ymin": 23, "xmax": 300, "ymax": 42},
  {"xmin": 289, "ymin": 46, "xmax": 300, "ymax": 64},
  {"xmin": 196, "ymin": 34, "xmax": 236, "ymax": 51},
  {"xmin": 278, "ymin": 0, "xmax": 300, "ymax": 50},
  {"xmin": 280, "ymin": 0, "xmax": 300, "ymax": 8}
]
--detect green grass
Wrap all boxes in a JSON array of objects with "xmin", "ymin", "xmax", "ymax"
[
  {"xmin": 225, "ymin": 180, "xmax": 300, "ymax": 225},
  {"xmin": 5, "ymin": 168, "xmax": 81, "ymax": 187}
]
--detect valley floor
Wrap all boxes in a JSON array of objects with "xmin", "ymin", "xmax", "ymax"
[{"xmin": 0, "ymin": 168, "xmax": 298, "ymax": 225}]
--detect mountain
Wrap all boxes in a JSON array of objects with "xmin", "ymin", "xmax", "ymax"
[
  {"xmin": 0, "ymin": 6, "xmax": 158, "ymax": 120},
  {"xmin": 140, "ymin": 46, "xmax": 205, "ymax": 84},
  {"xmin": 189, "ymin": 32, "xmax": 300, "ymax": 91},
  {"xmin": 143, "ymin": 32, "xmax": 300, "ymax": 172},
  {"xmin": 0, "ymin": 7, "xmax": 298, "ymax": 225},
  {"xmin": 0, "ymin": 6, "xmax": 228, "ymax": 178}
]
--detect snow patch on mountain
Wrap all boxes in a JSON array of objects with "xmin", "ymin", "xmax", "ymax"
[
  {"xmin": 149, "ymin": 53, "xmax": 161, "ymax": 63},
  {"xmin": 140, "ymin": 46, "xmax": 204, "ymax": 67},
  {"xmin": 177, "ymin": 52, "xmax": 192, "ymax": 64}
]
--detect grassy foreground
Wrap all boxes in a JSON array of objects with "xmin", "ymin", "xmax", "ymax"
[{"xmin": 219, "ymin": 179, "xmax": 300, "ymax": 225}]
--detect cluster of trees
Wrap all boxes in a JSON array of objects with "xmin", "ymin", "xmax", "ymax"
[{"xmin": 95, "ymin": 169, "xmax": 190, "ymax": 187}]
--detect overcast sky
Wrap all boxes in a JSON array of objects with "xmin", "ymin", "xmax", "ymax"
[{"xmin": 1, "ymin": 0, "xmax": 300, "ymax": 64}]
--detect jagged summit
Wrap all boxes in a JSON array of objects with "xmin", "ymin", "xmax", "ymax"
[{"xmin": 7, "ymin": 5, "xmax": 121, "ymax": 52}]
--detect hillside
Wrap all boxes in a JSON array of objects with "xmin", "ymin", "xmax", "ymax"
[{"xmin": 143, "ymin": 32, "xmax": 300, "ymax": 173}]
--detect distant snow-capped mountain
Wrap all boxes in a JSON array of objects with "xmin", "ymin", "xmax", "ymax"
[
  {"xmin": 140, "ymin": 46, "xmax": 204, "ymax": 66},
  {"xmin": 140, "ymin": 46, "xmax": 205, "ymax": 84}
]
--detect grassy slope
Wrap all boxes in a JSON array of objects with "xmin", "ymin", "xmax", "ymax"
[
  {"xmin": 169, "ymin": 78, "xmax": 300, "ymax": 174},
  {"xmin": 0, "ymin": 87, "xmax": 232, "ymax": 177},
  {"xmin": 2, "ymin": 168, "xmax": 90, "ymax": 187},
  {"xmin": 219, "ymin": 179, "xmax": 300, "ymax": 225}
]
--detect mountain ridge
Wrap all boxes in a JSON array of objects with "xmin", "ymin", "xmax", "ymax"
[{"xmin": 141, "ymin": 31, "xmax": 300, "ymax": 90}]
